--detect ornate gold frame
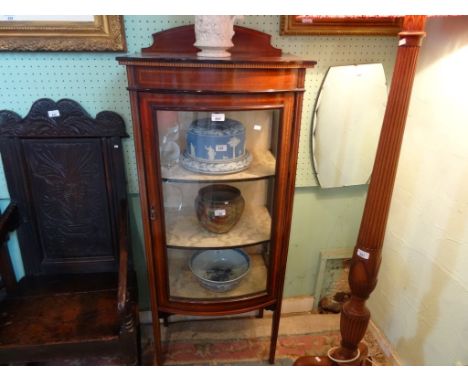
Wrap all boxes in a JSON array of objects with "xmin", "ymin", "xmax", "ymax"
[
  {"xmin": 0, "ymin": 15, "xmax": 126, "ymax": 51},
  {"xmin": 280, "ymin": 16, "xmax": 403, "ymax": 36}
]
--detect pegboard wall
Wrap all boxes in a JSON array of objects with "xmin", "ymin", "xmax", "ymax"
[{"xmin": 0, "ymin": 15, "xmax": 398, "ymax": 194}]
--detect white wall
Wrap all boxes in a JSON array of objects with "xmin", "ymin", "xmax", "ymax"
[{"xmin": 368, "ymin": 16, "xmax": 468, "ymax": 365}]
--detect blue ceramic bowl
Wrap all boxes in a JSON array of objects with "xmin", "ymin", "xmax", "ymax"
[{"xmin": 189, "ymin": 249, "xmax": 250, "ymax": 292}]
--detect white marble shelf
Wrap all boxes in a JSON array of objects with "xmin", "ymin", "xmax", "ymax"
[
  {"xmin": 161, "ymin": 150, "xmax": 276, "ymax": 183},
  {"xmin": 168, "ymin": 251, "xmax": 268, "ymax": 299},
  {"xmin": 165, "ymin": 205, "xmax": 272, "ymax": 249}
]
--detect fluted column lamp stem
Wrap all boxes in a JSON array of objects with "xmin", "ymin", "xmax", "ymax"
[{"xmin": 295, "ymin": 15, "xmax": 427, "ymax": 366}]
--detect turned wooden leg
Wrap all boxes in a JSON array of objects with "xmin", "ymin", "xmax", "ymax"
[{"xmin": 295, "ymin": 16, "xmax": 427, "ymax": 366}]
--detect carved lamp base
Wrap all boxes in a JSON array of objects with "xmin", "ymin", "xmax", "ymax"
[{"xmin": 294, "ymin": 342, "xmax": 371, "ymax": 366}]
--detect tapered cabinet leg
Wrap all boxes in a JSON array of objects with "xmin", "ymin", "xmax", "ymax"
[
  {"xmin": 268, "ymin": 306, "xmax": 282, "ymax": 364},
  {"xmin": 152, "ymin": 310, "xmax": 163, "ymax": 365}
]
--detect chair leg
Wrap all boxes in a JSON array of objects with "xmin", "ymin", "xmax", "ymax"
[{"xmin": 119, "ymin": 302, "xmax": 140, "ymax": 365}]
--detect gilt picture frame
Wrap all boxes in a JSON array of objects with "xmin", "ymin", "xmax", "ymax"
[
  {"xmin": 280, "ymin": 15, "xmax": 403, "ymax": 36},
  {"xmin": 0, "ymin": 15, "xmax": 126, "ymax": 51}
]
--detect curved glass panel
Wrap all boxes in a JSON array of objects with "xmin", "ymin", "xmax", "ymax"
[{"xmin": 156, "ymin": 109, "xmax": 279, "ymax": 300}]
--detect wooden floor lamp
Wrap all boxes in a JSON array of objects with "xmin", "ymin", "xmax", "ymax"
[{"xmin": 295, "ymin": 15, "xmax": 427, "ymax": 366}]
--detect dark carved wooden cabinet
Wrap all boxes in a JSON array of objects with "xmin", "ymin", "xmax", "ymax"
[{"xmin": 118, "ymin": 25, "xmax": 315, "ymax": 364}]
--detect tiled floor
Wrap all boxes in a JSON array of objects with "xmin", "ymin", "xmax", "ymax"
[{"xmin": 140, "ymin": 313, "xmax": 397, "ymax": 366}]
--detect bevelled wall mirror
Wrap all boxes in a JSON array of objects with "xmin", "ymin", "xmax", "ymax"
[{"xmin": 312, "ymin": 63, "xmax": 388, "ymax": 188}]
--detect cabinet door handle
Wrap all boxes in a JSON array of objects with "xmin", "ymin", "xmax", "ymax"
[{"xmin": 150, "ymin": 206, "xmax": 157, "ymax": 221}]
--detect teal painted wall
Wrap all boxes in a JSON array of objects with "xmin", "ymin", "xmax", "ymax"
[
  {"xmin": 0, "ymin": 16, "xmax": 393, "ymax": 309},
  {"xmin": 285, "ymin": 186, "xmax": 367, "ymax": 297}
]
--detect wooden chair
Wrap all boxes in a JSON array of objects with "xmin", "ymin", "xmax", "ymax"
[{"xmin": 0, "ymin": 99, "xmax": 139, "ymax": 365}]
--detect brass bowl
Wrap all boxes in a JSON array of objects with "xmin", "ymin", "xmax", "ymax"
[{"xmin": 195, "ymin": 184, "xmax": 245, "ymax": 234}]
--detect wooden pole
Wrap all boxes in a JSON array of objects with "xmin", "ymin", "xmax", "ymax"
[{"xmin": 295, "ymin": 15, "xmax": 427, "ymax": 366}]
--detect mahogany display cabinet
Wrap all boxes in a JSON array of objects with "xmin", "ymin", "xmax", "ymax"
[{"xmin": 117, "ymin": 25, "xmax": 315, "ymax": 364}]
